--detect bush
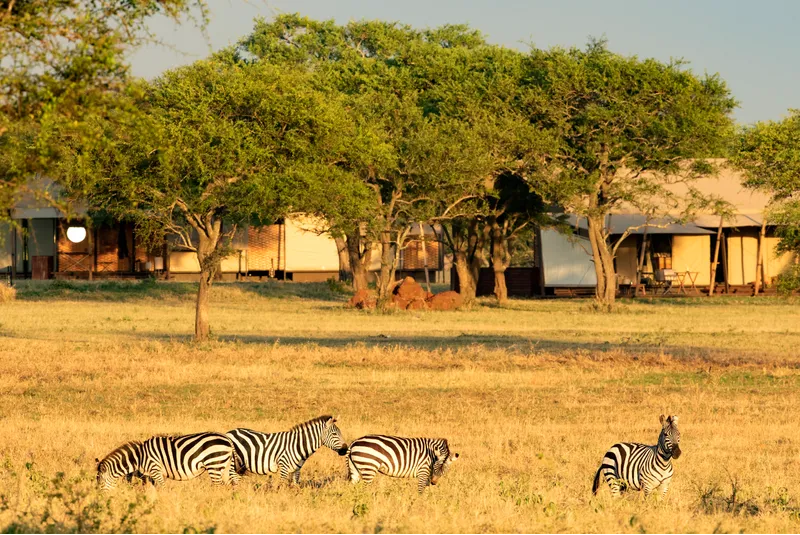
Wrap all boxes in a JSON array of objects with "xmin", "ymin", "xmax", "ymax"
[
  {"xmin": 0, "ymin": 284, "xmax": 16, "ymax": 303},
  {"xmin": 776, "ymin": 264, "xmax": 800, "ymax": 296}
]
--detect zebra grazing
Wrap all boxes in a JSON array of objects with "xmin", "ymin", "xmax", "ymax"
[
  {"xmin": 226, "ymin": 415, "xmax": 348, "ymax": 484},
  {"xmin": 592, "ymin": 414, "xmax": 682, "ymax": 498},
  {"xmin": 347, "ymin": 435, "xmax": 459, "ymax": 493},
  {"xmin": 96, "ymin": 432, "xmax": 238, "ymax": 491}
]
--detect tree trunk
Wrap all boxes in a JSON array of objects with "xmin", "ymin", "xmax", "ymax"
[
  {"xmin": 345, "ymin": 229, "xmax": 371, "ymax": 293},
  {"xmin": 587, "ymin": 214, "xmax": 616, "ymax": 309},
  {"xmin": 196, "ymin": 268, "xmax": 212, "ymax": 340},
  {"xmin": 377, "ymin": 230, "xmax": 395, "ymax": 302},
  {"xmin": 193, "ymin": 220, "xmax": 221, "ymax": 341},
  {"xmin": 333, "ymin": 236, "xmax": 352, "ymax": 283},
  {"xmin": 490, "ymin": 219, "xmax": 510, "ymax": 304},
  {"xmin": 453, "ymin": 250, "xmax": 477, "ymax": 303}
]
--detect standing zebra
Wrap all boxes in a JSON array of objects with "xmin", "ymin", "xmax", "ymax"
[
  {"xmin": 592, "ymin": 414, "xmax": 681, "ymax": 498},
  {"xmin": 96, "ymin": 432, "xmax": 238, "ymax": 491},
  {"xmin": 226, "ymin": 415, "xmax": 348, "ymax": 484},
  {"xmin": 347, "ymin": 435, "xmax": 459, "ymax": 493}
]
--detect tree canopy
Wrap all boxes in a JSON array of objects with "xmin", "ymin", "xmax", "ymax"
[
  {"xmin": 0, "ymin": 0, "xmax": 207, "ymax": 220},
  {"xmin": 56, "ymin": 58, "xmax": 355, "ymax": 339},
  {"xmin": 733, "ymin": 110, "xmax": 800, "ymax": 255},
  {"xmin": 521, "ymin": 39, "xmax": 737, "ymax": 306}
]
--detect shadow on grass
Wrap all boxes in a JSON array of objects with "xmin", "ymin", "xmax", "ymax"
[
  {"xmin": 13, "ymin": 280, "xmax": 349, "ymax": 303},
  {"xmin": 104, "ymin": 329, "xmax": 735, "ymax": 362}
]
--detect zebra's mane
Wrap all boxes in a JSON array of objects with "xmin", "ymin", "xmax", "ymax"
[
  {"xmin": 290, "ymin": 415, "xmax": 332, "ymax": 431},
  {"xmin": 98, "ymin": 440, "xmax": 143, "ymax": 464}
]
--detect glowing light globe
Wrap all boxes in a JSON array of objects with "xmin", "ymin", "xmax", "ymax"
[{"xmin": 66, "ymin": 226, "xmax": 87, "ymax": 244}]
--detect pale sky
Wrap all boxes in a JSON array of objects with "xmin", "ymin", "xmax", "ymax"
[{"xmin": 129, "ymin": 0, "xmax": 800, "ymax": 125}]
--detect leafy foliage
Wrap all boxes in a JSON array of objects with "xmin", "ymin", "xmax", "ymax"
[
  {"xmin": 0, "ymin": 0, "xmax": 207, "ymax": 220},
  {"xmin": 520, "ymin": 39, "xmax": 737, "ymax": 305},
  {"xmin": 733, "ymin": 110, "xmax": 800, "ymax": 255}
]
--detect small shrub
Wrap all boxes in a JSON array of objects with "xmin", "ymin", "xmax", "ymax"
[
  {"xmin": 0, "ymin": 470, "xmax": 154, "ymax": 533},
  {"xmin": 0, "ymin": 284, "xmax": 16, "ymax": 303},
  {"xmin": 776, "ymin": 264, "xmax": 800, "ymax": 296},
  {"xmin": 326, "ymin": 277, "xmax": 350, "ymax": 295}
]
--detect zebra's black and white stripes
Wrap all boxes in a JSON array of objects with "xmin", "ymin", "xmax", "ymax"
[
  {"xmin": 226, "ymin": 415, "xmax": 348, "ymax": 484},
  {"xmin": 95, "ymin": 432, "xmax": 238, "ymax": 491},
  {"xmin": 347, "ymin": 435, "xmax": 459, "ymax": 492},
  {"xmin": 592, "ymin": 414, "xmax": 682, "ymax": 498}
]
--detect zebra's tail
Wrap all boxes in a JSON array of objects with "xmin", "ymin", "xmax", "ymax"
[{"xmin": 592, "ymin": 465, "xmax": 603, "ymax": 495}]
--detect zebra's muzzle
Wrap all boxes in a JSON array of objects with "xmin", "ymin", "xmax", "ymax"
[
  {"xmin": 672, "ymin": 445, "xmax": 682, "ymax": 459},
  {"xmin": 337, "ymin": 446, "xmax": 349, "ymax": 456}
]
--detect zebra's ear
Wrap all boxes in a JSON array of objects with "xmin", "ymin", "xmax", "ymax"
[
  {"xmin": 669, "ymin": 415, "xmax": 678, "ymax": 425},
  {"xmin": 325, "ymin": 416, "xmax": 335, "ymax": 426},
  {"xmin": 659, "ymin": 414, "xmax": 666, "ymax": 426},
  {"xmin": 95, "ymin": 458, "xmax": 100, "ymax": 464}
]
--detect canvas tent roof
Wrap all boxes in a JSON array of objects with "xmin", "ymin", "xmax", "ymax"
[
  {"xmin": 557, "ymin": 163, "xmax": 771, "ymax": 233},
  {"xmin": 563, "ymin": 214, "xmax": 714, "ymax": 235},
  {"xmin": 10, "ymin": 177, "xmax": 86, "ymax": 219}
]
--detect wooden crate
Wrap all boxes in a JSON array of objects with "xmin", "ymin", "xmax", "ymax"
[{"xmin": 31, "ymin": 256, "xmax": 53, "ymax": 280}]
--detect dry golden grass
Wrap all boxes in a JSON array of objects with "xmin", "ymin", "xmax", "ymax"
[{"xmin": 2, "ymin": 281, "xmax": 800, "ymax": 533}]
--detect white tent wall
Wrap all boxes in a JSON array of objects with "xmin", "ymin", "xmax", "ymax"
[
  {"xmin": 765, "ymin": 237, "xmax": 796, "ymax": 281},
  {"xmin": 284, "ymin": 217, "xmax": 339, "ymax": 273},
  {"xmin": 672, "ymin": 235, "xmax": 711, "ymax": 286},
  {"xmin": 615, "ymin": 236, "xmax": 638, "ymax": 284},
  {"xmin": 727, "ymin": 231, "xmax": 759, "ymax": 285},
  {"xmin": 541, "ymin": 228, "xmax": 597, "ymax": 287}
]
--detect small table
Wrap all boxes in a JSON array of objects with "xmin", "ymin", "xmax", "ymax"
[{"xmin": 675, "ymin": 271, "xmax": 699, "ymax": 295}]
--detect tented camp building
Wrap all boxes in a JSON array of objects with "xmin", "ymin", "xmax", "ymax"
[
  {"xmin": 1, "ymin": 183, "xmax": 444, "ymax": 283},
  {"xmin": 539, "ymin": 168, "xmax": 798, "ymax": 295}
]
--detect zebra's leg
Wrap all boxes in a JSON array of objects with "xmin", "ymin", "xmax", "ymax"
[
  {"xmin": 359, "ymin": 466, "xmax": 378, "ymax": 486},
  {"xmin": 347, "ymin": 457, "xmax": 361, "ymax": 484},
  {"xmin": 657, "ymin": 477, "xmax": 672, "ymax": 499},
  {"xmin": 277, "ymin": 459, "xmax": 294, "ymax": 485},
  {"xmin": 602, "ymin": 468, "xmax": 622, "ymax": 497},
  {"xmin": 149, "ymin": 468, "xmax": 166, "ymax": 487},
  {"xmin": 292, "ymin": 460, "xmax": 306, "ymax": 485},
  {"xmin": 415, "ymin": 465, "xmax": 432, "ymax": 493}
]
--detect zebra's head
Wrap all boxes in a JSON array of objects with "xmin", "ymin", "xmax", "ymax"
[
  {"xmin": 430, "ymin": 439, "xmax": 459, "ymax": 485},
  {"xmin": 659, "ymin": 414, "xmax": 681, "ymax": 459},
  {"xmin": 321, "ymin": 416, "xmax": 348, "ymax": 456},
  {"xmin": 96, "ymin": 441, "xmax": 142, "ymax": 491}
]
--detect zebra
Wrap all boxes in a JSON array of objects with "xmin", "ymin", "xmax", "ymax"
[
  {"xmin": 96, "ymin": 432, "xmax": 238, "ymax": 491},
  {"xmin": 592, "ymin": 414, "xmax": 681, "ymax": 498},
  {"xmin": 347, "ymin": 435, "xmax": 459, "ymax": 493},
  {"xmin": 226, "ymin": 415, "xmax": 348, "ymax": 484}
]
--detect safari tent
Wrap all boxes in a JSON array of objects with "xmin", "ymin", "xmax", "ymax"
[
  {"xmin": 2, "ymin": 183, "xmax": 444, "ymax": 283},
  {"xmin": 539, "ymin": 167, "xmax": 798, "ymax": 295}
]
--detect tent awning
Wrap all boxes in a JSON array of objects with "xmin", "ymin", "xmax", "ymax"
[{"xmin": 561, "ymin": 214, "xmax": 715, "ymax": 235}]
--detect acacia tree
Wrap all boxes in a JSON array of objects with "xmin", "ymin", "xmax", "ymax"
[
  {"xmin": 522, "ymin": 40, "xmax": 736, "ymax": 308},
  {"xmin": 0, "ymin": 0, "xmax": 206, "ymax": 220},
  {"xmin": 418, "ymin": 45, "xmax": 549, "ymax": 304},
  {"xmin": 239, "ymin": 16, "xmax": 514, "ymax": 302},
  {"xmin": 733, "ymin": 110, "xmax": 800, "ymax": 256},
  {"xmin": 485, "ymin": 173, "xmax": 547, "ymax": 303},
  {"xmin": 57, "ymin": 59, "xmax": 351, "ymax": 339}
]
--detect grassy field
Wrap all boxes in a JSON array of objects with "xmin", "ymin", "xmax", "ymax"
[{"xmin": 2, "ymin": 280, "xmax": 800, "ymax": 533}]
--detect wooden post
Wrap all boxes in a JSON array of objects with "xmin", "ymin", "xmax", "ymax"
[
  {"xmin": 709, "ymin": 216, "xmax": 723, "ymax": 296},
  {"xmin": 721, "ymin": 231, "xmax": 729, "ymax": 294},
  {"xmin": 754, "ymin": 219, "xmax": 767, "ymax": 295},
  {"xmin": 89, "ymin": 225, "xmax": 95, "ymax": 281},
  {"xmin": 636, "ymin": 226, "xmax": 649, "ymax": 296},
  {"xmin": 10, "ymin": 221, "xmax": 17, "ymax": 286},
  {"xmin": 420, "ymin": 223, "xmax": 431, "ymax": 294}
]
